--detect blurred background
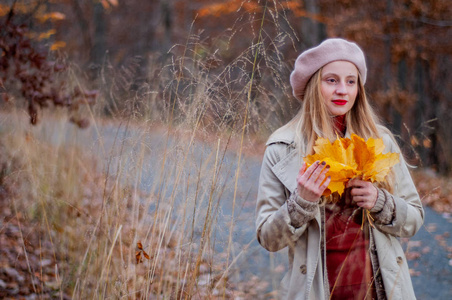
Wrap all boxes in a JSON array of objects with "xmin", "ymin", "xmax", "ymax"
[
  {"xmin": 1, "ymin": 0, "xmax": 451, "ymax": 299},
  {"xmin": 2, "ymin": 0, "xmax": 451, "ymax": 172}
]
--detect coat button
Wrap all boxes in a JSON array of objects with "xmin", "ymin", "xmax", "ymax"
[
  {"xmin": 300, "ymin": 264, "xmax": 307, "ymax": 274},
  {"xmin": 396, "ymin": 256, "xmax": 403, "ymax": 265}
]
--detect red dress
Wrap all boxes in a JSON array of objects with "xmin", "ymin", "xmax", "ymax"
[
  {"xmin": 325, "ymin": 115, "xmax": 377, "ymax": 299},
  {"xmin": 325, "ymin": 195, "xmax": 377, "ymax": 299}
]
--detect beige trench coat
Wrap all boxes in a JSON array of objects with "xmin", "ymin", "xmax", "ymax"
[{"xmin": 255, "ymin": 125, "xmax": 424, "ymax": 300}]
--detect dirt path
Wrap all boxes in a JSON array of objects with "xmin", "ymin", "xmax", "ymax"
[{"xmin": 409, "ymin": 206, "xmax": 452, "ymax": 298}]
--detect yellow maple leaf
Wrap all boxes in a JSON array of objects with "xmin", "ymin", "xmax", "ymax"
[{"xmin": 303, "ymin": 134, "xmax": 399, "ymax": 197}]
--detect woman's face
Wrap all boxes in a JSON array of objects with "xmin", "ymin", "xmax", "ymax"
[{"xmin": 320, "ymin": 60, "xmax": 359, "ymax": 116}]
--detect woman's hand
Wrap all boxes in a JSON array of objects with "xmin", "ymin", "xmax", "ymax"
[
  {"xmin": 346, "ymin": 178, "xmax": 378, "ymax": 209},
  {"xmin": 296, "ymin": 161, "xmax": 331, "ymax": 202}
]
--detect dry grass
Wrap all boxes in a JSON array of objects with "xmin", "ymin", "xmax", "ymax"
[
  {"xmin": 0, "ymin": 108, "xmax": 274, "ymax": 299},
  {"xmin": 0, "ymin": 6, "xmax": 290, "ymax": 295},
  {"xmin": 0, "ymin": 17, "xmax": 288, "ymax": 294}
]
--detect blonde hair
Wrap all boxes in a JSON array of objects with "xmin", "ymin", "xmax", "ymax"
[{"xmin": 278, "ymin": 67, "xmax": 395, "ymax": 194}]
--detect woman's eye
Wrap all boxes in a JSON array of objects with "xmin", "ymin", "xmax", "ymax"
[
  {"xmin": 326, "ymin": 78, "xmax": 336, "ymax": 84},
  {"xmin": 348, "ymin": 80, "xmax": 356, "ymax": 85}
]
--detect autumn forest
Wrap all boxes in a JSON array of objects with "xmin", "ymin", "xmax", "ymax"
[
  {"xmin": 1, "ymin": 0, "xmax": 451, "ymax": 172},
  {"xmin": 1, "ymin": 0, "xmax": 452, "ymax": 299}
]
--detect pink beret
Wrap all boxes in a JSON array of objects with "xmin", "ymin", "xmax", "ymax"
[{"xmin": 290, "ymin": 38, "xmax": 367, "ymax": 101}]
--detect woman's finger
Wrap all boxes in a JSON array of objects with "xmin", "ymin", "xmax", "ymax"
[
  {"xmin": 300, "ymin": 161, "xmax": 321, "ymax": 181},
  {"xmin": 315, "ymin": 164, "xmax": 330, "ymax": 185},
  {"xmin": 352, "ymin": 196, "xmax": 366, "ymax": 202},
  {"xmin": 349, "ymin": 181, "xmax": 378, "ymax": 209},
  {"xmin": 297, "ymin": 161, "xmax": 330, "ymax": 202},
  {"xmin": 319, "ymin": 174, "xmax": 331, "ymax": 191},
  {"xmin": 297, "ymin": 162, "xmax": 308, "ymax": 180},
  {"xmin": 350, "ymin": 187, "xmax": 366, "ymax": 197},
  {"xmin": 355, "ymin": 199, "xmax": 374, "ymax": 210},
  {"xmin": 347, "ymin": 178, "xmax": 365, "ymax": 189},
  {"xmin": 304, "ymin": 161, "xmax": 326, "ymax": 183}
]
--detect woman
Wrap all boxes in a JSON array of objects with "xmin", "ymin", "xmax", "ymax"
[{"xmin": 255, "ymin": 38, "xmax": 424, "ymax": 299}]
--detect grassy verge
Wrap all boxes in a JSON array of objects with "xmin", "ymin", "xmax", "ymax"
[
  {"xmin": 0, "ymin": 108, "xmax": 275, "ymax": 299},
  {"xmin": 0, "ymin": 6, "xmax": 289, "ymax": 295}
]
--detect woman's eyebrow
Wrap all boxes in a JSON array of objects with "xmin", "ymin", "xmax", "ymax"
[
  {"xmin": 321, "ymin": 72, "xmax": 338, "ymax": 77},
  {"xmin": 321, "ymin": 72, "xmax": 357, "ymax": 78},
  {"xmin": 322, "ymin": 72, "xmax": 358, "ymax": 78}
]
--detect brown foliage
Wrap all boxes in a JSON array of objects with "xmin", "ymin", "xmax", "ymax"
[
  {"xmin": 321, "ymin": 0, "xmax": 452, "ymax": 173},
  {"xmin": 0, "ymin": 5, "xmax": 97, "ymax": 127},
  {"xmin": 413, "ymin": 169, "xmax": 452, "ymax": 214}
]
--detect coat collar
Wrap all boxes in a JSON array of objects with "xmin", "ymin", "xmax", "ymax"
[
  {"xmin": 267, "ymin": 124, "xmax": 323, "ymax": 226},
  {"xmin": 271, "ymin": 148, "xmax": 299, "ymax": 194},
  {"xmin": 266, "ymin": 122, "xmax": 353, "ymax": 147},
  {"xmin": 266, "ymin": 123, "xmax": 297, "ymax": 146},
  {"xmin": 266, "ymin": 125, "xmax": 299, "ymax": 194}
]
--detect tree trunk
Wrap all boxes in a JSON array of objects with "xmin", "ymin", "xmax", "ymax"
[
  {"xmin": 71, "ymin": 0, "xmax": 92, "ymax": 62},
  {"xmin": 160, "ymin": 0, "xmax": 173, "ymax": 53},
  {"xmin": 301, "ymin": 0, "xmax": 325, "ymax": 48},
  {"xmin": 90, "ymin": 2, "xmax": 106, "ymax": 77}
]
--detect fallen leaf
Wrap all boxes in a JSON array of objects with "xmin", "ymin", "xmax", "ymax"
[
  {"xmin": 426, "ymin": 223, "xmax": 437, "ymax": 232},
  {"xmin": 135, "ymin": 241, "xmax": 151, "ymax": 264},
  {"xmin": 421, "ymin": 246, "xmax": 431, "ymax": 254},
  {"xmin": 135, "ymin": 250, "xmax": 142, "ymax": 264},
  {"xmin": 405, "ymin": 251, "xmax": 421, "ymax": 260},
  {"xmin": 408, "ymin": 240, "xmax": 422, "ymax": 248},
  {"xmin": 137, "ymin": 241, "xmax": 143, "ymax": 250},
  {"xmin": 409, "ymin": 268, "xmax": 421, "ymax": 276}
]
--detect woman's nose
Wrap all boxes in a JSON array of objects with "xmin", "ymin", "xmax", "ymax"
[{"xmin": 335, "ymin": 82, "xmax": 347, "ymax": 95}]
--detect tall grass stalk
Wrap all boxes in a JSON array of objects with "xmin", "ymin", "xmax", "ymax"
[
  {"xmin": 224, "ymin": 1, "xmax": 269, "ymax": 297},
  {"xmin": 12, "ymin": 199, "xmax": 38, "ymax": 295},
  {"xmin": 188, "ymin": 138, "xmax": 222, "ymax": 298}
]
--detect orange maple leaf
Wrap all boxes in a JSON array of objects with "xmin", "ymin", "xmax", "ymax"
[{"xmin": 304, "ymin": 134, "xmax": 399, "ymax": 197}]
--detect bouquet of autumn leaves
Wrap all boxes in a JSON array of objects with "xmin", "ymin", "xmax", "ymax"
[{"xmin": 304, "ymin": 134, "xmax": 400, "ymax": 198}]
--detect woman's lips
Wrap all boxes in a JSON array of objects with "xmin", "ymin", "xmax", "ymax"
[{"xmin": 332, "ymin": 100, "xmax": 348, "ymax": 106}]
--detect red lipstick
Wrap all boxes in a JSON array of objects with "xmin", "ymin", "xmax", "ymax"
[{"xmin": 332, "ymin": 100, "xmax": 347, "ymax": 106}]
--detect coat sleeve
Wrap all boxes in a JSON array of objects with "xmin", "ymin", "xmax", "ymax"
[
  {"xmin": 369, "ymin": 134, "xmax": 424, "ymax": 238},
  {"xmin": 255, "ymin": 143, "xmax": 319, "ymax": 252}
]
